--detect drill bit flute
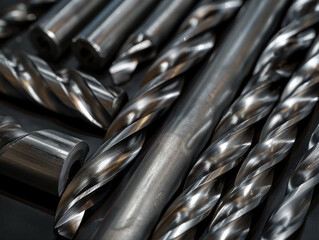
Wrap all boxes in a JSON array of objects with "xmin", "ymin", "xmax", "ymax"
[
  {"xmin": 55, "ymin": 0, "xmax": 243, "ymax": 238},
  {"xmin": 262, "ymin": 122, "xmax": 319, "ymax": 240},
  {"xmin": 200, "ymin": 13, "xmax": 319, "ymax": 240},
  {"xmin": 92, "ymin": 0, "xmax": 291, "ymax": 239},
  {"xmin": 0, "ymin": 52, "xmax": 126, "ymax": 129},
  {"xmin": 152, "ymin": 1, "xmax": 319, "ymax": 238}
]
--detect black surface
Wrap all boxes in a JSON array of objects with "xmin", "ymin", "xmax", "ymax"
[{"xmin": 0, "ymin": 1, "xmax": 318, "ymax": 240}]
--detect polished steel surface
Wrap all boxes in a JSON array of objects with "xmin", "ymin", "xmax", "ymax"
[
  {"xmin": 151, "ymin": 1, "xmax": 319, "ymax": 238},
  {"xmin": 54, "ymin": 0, "xmax": 242, "ymax": 238},
  {"xmin": 30, "ymin": 0, "xmax": 106, "ymax": 59},
  {"xmin": 0, "ymin": 115, "xmax": 88, "ymax": 196},
  {"xmin": 200, "ymin": 3, "xmax": 319, "ymax": 239},
  {"xmin": 89, "ymin": 0, "xmax": 291, "ymax": 239},
  {"xmin": 109, "ymin": 0, "xmax": 197, "ymax": 85},
  {"xmin": 262, "ymin": 122, "xmax": 319, "ymax": 240},
  {"xmin": 72, "ymin": 0, "xmax": 159, "ymax": 69},
  {"xmin": 0, "ymin": 0, "xmax": 57, "ymax": 39},
  {"xmin": 0, "ymin": 51, "xmax": 126, "ymax": 129}
]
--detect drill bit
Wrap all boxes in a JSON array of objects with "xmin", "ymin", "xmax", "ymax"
[
  {"xmin": 152, "ymin": 1, "xmax": 318, "ymax": 238},
  {"xmin": 0, "ymin": 0, "xmax": 57, "ymax": 39},
  {"xmin": 0, "ymin": 51, "xmax": 126, "ymax": 129},
  {"xmin": 199, "ymin": 11, "xmax": 319, "ymax": 240},
  {"xmin": 54, "ymin": 1, "xmax": 243, "ymax": 238},
  {"xmin": 109, "ymin": 0, "xmax": 197, "ymax": 85},
  {"xmin": 0, "ymin": 114, "xmax": 88, "ymax": 196},
  {"xmin": 262, "ymin": 122, "xmax": 319, "ymax": 240}
]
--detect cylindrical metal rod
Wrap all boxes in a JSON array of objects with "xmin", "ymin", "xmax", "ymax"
[
  {"xmin": 109, "ymin": 0, "xmax": 197, "ymax": 85},
  {"xmin": 92, "ymin": 0, "xmax": 291, "ymax": 239},
  {"xmin": 72, "ymin": 0, "xmax": 159, "ymax": 69},
  {"xmin": 30, "ymin": 0, "xmax": 107, "ymax": 60},
  {"xmin": 0, "ymin": 115, "xmax": 89, "ymax": 196}
]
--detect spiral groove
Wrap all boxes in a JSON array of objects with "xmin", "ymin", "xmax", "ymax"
[
  {"xmin": 0, "ymin": 51, "xmax": 126, "ymax": 129},
  {"xmin": 200, "ymin": 6, "xmax": 319, "ymax": 240},
  {"xmin": 262, "ymin": 123, "xmax": 319, "ymax": 240},
  {"xmin": 151, "ymin": 1, "xmax": 319, "ymax": 239},
  {"xmin": 54, "ymin": 0, "xmax": 243, "ymax": 238}
]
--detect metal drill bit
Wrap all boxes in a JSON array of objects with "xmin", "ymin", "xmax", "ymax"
[
  {"xmin": 152, "ymin": 4, "xmax": 319, "ymax": 239},
  {"xmin": 92, "ymin": 0, "xmax": 292, "ymax": 239},
  {"xmin": 109, "ymin": 0, "xmax": 197, "ymax": 85},
  {"xmin": 199, "ymin": 13, "xmax": 319, "ymax": 240},
  {"xmin": 0, "ymin": 114, "xmax": 88, "ymax": 196},
  {"xmin": 0, "ymin": 0, "xmax": 57, "ymax": 39},
  {"xmin": 72, "ymin": 0, "xmax": 159, "ymax": 69},
  {"xmin": 0, "ymin": 51, "xmax": 126, "ymax": 129},
  {"xmin": 262, "ymin": 123, "xmax": 319, "ymax": 240},
  {"xmin": 54, "ymin": 1, "xmax": 243, "ymax": 238},
  {"xmin": 30, "ymin": 0, "xmax": 107, "ymax": 60}
]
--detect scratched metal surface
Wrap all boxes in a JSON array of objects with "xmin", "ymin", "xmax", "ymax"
[{"xmin": 0, "ymin": 1, "xmax": 318, "ymax": 240}]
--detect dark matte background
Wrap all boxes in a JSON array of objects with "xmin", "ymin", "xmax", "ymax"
[{"xmin": 0, "ymin": 1, "xmax": 318, "ymax": 240}]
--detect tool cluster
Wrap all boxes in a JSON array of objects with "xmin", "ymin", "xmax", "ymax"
[{"xmin": 0, "ymin": 0, "xmax": 319, "ymax": 239}]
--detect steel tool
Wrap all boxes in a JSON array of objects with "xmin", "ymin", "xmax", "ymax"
[
  {"xmin": 30, "ymin": 0, "xmax": 106, "ymax": 60},
  {"xmin": 262, "ymin": 122, "xmax": 319, "ymax": 240},
  {"xmin": 109, "ymin": 0, "xmax": 197, "ymax": 85},
  {"xmin": 200, "ymin": 8, "xmax": 319, "ymax": 240},
  {"xmin": 72, "ymin": 0, "xmax": 159, "ymax": 69},
  {"xmin": 0, "ymin": 0, "xmax": 57, "ymax": 39},
  {"xmin": 0, "ymin": 51, "xmax": 126, "ymax": 129},
  {"xmin": 152, "ymin": 1, "xmax": 319, "ymax": 238},
  {"xmin": 0, "ymin": 115, "xmax": 88, "ymax": 196},
  {"xmin": 55, "ymin": 0, "xmax": 243, "ymax": 238},
  {"xmin": 88, "ymin": 0, "xmax": 291, "ymax": 239}
]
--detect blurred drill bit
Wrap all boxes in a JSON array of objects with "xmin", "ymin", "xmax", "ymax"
[
  {"xmin": 109, "ymin": 0, "xmax": 196, "ymax": 85},
  {"xmin": 151, "ymin": 1, "xmax": 318, "ymax": 239},
  {"xmin": 0, "ymin": 51, "xmax": 126, "ymax": 129},
  {"xmin": 199, "ymin": 6, "xmax": 319, "ymax": 240},
  {"xmin": 0, "ymin": 0, "xmax": 57, "ymax": 39},
  {"xmin": 0, "ymin": 114, "xmax": 88, "ymax": 196},
  {"xmin": 262, "ymin": 122, "xmax": 319, "ymax": 240},
  {"xmin": 54, "ymin": 0, "xmax": 243, "ymax": 238}
]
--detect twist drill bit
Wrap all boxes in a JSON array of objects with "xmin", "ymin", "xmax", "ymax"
[
  {"xmin": 0, "ymin": 115, "xmax": 88, "ymax": 196},
  {"xmin": 109, "ymin": 0, "xmax": 197, "ymax": 85},
  {"xmin": 152, "ymin": 2, "xmax": 319, "ymax": 239},
  {"xmin": 262, "ymin": 122, "xmax": 319, "ymax": 240},
  {"xmin": 152, "ymin": 4, "xmax": 319, "ymax": 239},
  {"xmin": 0, "ymin": 0, "xmax": 57, "ymax": 39},
  {"xmin": 200, "ymin": 15, "xmax": 319, "ymax": 240},
  {"xmin": 54, "ymin": 1, "xmax": 243, "ymax": 238},
  {"xmin": 0, "ymin": 51, "xmax": 126, "ymax": 129}
]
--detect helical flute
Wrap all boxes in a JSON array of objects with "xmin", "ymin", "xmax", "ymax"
[
  {"xmin": 0, "ymin": 0, "xmax": 57, "ymax": 39},
  {"xmin": 152, "ymin": 0, "xmax": 319, "ymax": 238},
  {"xmin": 200, "ymin": 8, "xmax": 319, "ymax": 240},
  {"xmin": 262, "ymin": 122, "xmax": 319, "ymax": 240},
  {"xmin": 54, "ymin": 0, "xmax": 243, "ymax": 238},
  {"xmin": 0, "ymin": 52, "xmax": 126, "ymax": 129}
]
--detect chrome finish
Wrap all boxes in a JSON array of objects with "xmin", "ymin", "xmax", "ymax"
[
  {"xmin": 55, "ymin": 0, "xmax": 242, "ymax": 238},
  {"xmin": 0, "ymin": 115, "xmax": 88, "ymax": 196},
  {"xmin": 0, "ymin": 51, "xmax": 126, "ymax": 129},
  {"xmin": 201, "ymin": 3, "xmax": 319, "ymax": 239},
  {"xmin": 30, "ymin": 0, "xmax": 106, "ymax": 59},
  {"xmin": 152, "ymin": 1, "xmax": 318, "ymax": 238},
  {"xmin": 262, "ymin": 123, "xmax": 319, "ymax": 240},
  {"xmin": 72, "ymin": 0, "xmax": 158, "ymax": 69},
  {"xmin": 109, "ymin": 0, "xmax": 197, "ymax": 85},
  {"xmin": 90, "ymin": 0, "xmax": 291, "ymax": 239}
]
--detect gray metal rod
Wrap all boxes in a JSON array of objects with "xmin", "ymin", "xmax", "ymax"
[
  {"xmin": 30, "ymin": 0, "xmax": 107, "ymax": 60},
  {"xmin": 72, "ymin": 0, "xmax": 159, "ymax": 69},
  {"xmin": 91, "ymin": 0, "xmax": 291, "ymax": 239}
]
